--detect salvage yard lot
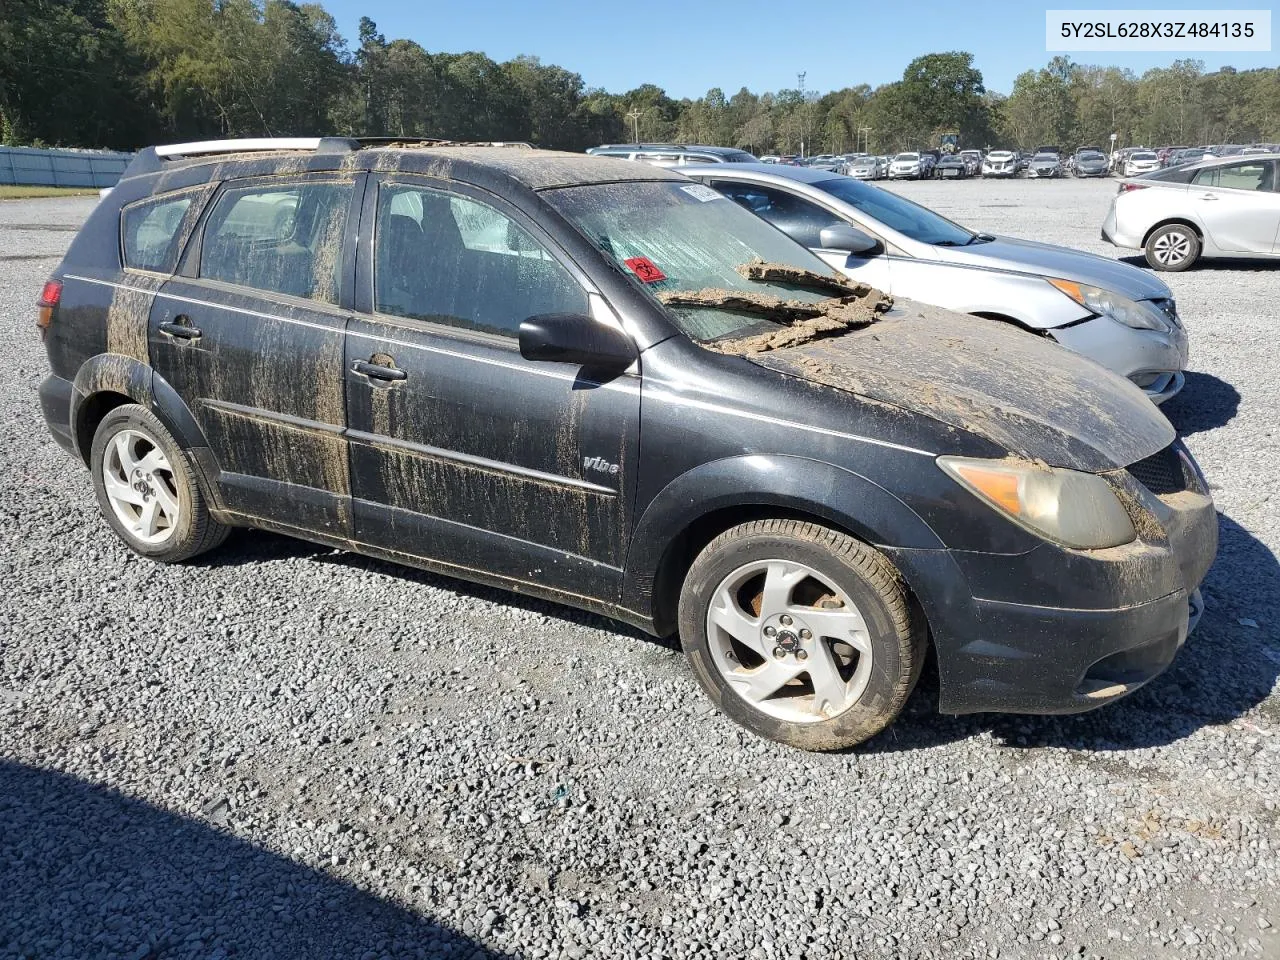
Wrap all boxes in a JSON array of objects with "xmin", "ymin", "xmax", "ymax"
[{"xmin": 1, "ymin": 179, "xmax": 1277, "ymax": 958}]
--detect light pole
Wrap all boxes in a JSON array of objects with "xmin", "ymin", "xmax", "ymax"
[{"xmin": 858, "ymin": 126, "xmax": 871, "ymax": 153}]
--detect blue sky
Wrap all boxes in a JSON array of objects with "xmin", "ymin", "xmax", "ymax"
[{"xmin": 322, "ymin": 0, "xmax": 1275, "ymax": 98}]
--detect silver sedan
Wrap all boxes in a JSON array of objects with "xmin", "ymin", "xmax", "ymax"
[{"xmin": 680, "ymin": 163, "xmax": 1187, "ymax": 403}]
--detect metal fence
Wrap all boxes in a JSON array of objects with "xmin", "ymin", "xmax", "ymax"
[{"xmin": 0, "ymin": 146, "xmax": 134, "ymax": 188}]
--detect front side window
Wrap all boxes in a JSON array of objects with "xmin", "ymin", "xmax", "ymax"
[
  {"xmin": 199, "ymin": 180, "xmax": 353, "ymax": 303},
  {"xmin": 122, "ymin": 194, "xmax": 194, "ymax": 273},
  {"xmin": 711, "ymin": 182, "xmax": 842, "ymax": 249},
  {"xmin": 374, "ymin": 183, "xmax": 585, "ymax": 337}
]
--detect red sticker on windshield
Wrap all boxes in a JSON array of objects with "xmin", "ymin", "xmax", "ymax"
[{"xmin": 624, "ymin": 256, "xmax": 666, "ymax": 283}]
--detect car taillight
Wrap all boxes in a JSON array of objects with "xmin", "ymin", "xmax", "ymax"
[
  {"xmin": 1119, "ymin": 183, "xmax": 1149, "ymax": 194},
  {"xmin": 37, "ymin": 279, "xmax": 62, "ymax": 338}
]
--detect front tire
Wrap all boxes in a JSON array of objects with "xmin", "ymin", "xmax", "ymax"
[
  {"xmin": 678, "ymin": 520, "xmax": 926, "ymax": 751},
  {"xmin": 90, "ymin": 404, "xmax": 230, "ymax": 562},
  {"xmin": 1144, "ymin": 223, "xmax": 1201, "ymax": 271}
]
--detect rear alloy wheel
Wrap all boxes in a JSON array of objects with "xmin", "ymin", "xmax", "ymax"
[
  {"xmin": 1145, "ymin": 224, "xmax": 1200, "ymax": 271},
  {"xmin": 678, "ymin": 519, "xmax": 925, "ymax": 751},
  {"xmin": 90, "ymin": 404, "xmax": 229, "ymax": 562}
]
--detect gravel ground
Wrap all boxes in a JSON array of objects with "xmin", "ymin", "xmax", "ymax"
[{"xmin": 1, "ymin": 182, "xmax": 1278, "ymax": 960}]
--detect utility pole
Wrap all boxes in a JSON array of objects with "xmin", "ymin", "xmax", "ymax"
[
  {"xmin": 858, "ymin": 126, "xmax": 871, "ymax": 153},
  {"xmin": 626, "ymin": 108, "xmax": 645, "ymax": 145},
  {"xmin": 797, "ymin": 72, "xmax": 807, "ymax": 158}
]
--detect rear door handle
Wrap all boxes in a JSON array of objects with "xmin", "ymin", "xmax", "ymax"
[
  {"xmin": 352, "ymin": 359, "xmax": 408, "ymax": 382},
  {"xmin": 159, "ymin": 316, "xmax": 202, "ymax": 340}
]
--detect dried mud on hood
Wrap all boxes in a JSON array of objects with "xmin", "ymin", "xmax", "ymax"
[
  {"xmin": 747, "ymin": 300, "xmax": 1174, "ymax": 471},
  {"xmin": 660, "ymin": 265, "xmax": 893, "ymax": 355}
]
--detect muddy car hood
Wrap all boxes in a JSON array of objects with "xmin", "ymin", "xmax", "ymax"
[
  {"xmin": 749, "ymin": 301, "xmax": 1174, "ymax": 471},
  {"xmin": 935, "ymin": 235, "xmax": 1171, "ymax": 302}
]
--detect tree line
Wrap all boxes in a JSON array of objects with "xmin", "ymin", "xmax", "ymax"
[{"xmin": 3, "ymin": 0, "xmax": 1278, "ymax": 155}]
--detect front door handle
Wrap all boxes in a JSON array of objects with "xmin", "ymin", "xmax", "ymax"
[
  {"xmin": 1198, "ymin": 194, "xmax": 1219, "ymax": 201},
  {"xmin": 352, "ymin": 359, "xmax": 408, "ymax": 382},
  {"xmin": 159, "ymin": 316, "xmax": 202, "ymax": 340}
]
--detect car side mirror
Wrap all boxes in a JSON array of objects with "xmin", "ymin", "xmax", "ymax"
[
  {"xmin": 519, "ymin": 313, "xmax": 637, "ymax": 369},
  {"xmin": 819, "ymin": 222, "xmax": 880, "ymax": 257}
]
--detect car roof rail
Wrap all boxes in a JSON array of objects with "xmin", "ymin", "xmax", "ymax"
[{"xmin": 121, "ymin": 135, "xmax": 536, "ymax": 179}]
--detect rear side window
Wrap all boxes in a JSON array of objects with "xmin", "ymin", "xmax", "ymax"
[
  {"xmin": 122, "ymin": 195, "xmax": 194, "ymax": 273},
  {"xmin": 199, "ymin": 180, "xmax": 353, "ymax": 303},
  {"xmin": 1194, "ymin": 161, "xmax": 1275, "ymax": 191},
  {"xmin": 374, "ymin": 183, "xmax": 585, "ymax": 338}
]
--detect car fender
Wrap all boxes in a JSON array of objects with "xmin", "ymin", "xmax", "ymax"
[
  {"xmin": 70, "ymin": 353, "xmax": 211, "ymax": 460},
  {"xmin": 876, "ymin": 258, "xmax": 1088, "ymax": 330},
  {"xmin": 622, "ymin": 455, "xmax": 943, "ymax": 624}
]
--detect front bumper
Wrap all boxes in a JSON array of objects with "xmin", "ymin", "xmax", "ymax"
[
  {"xmin": 1051, "ymin": 312, "xmax": 1188, "ymax": 405},
  {"xmin": 887, "ymin": 458, "xmax": 1218, "ymax": 715},
  {"xmin": 982, "ymin": 166, "xmax": 1017, "ymax": 177}
]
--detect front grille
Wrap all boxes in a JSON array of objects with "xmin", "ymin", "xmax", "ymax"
[
  {"xmin": 1150, "ymin": 297, "xmax": 1180, "ymax": 327},
  {"xmin": 1127, "ymin": 444, "xmax": 1187, "ymax": 495}
]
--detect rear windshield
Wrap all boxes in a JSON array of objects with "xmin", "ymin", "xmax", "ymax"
[
  {"xmin": 542, "ymin": 180, "xmax": 836, "ymax": 342},
  {"xmin": 813, "ymin": 176, "xmax": 974, "ymax": 246}
]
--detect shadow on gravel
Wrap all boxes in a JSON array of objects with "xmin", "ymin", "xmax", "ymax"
[
  {"xmin": 0, "ymin": 760, "xmax": 508, "ymax": 960},
  {"xmin": 1119, "ymin": 254, "xmax": 1280, "ymax": 273},
  {"xmin": 1162, "ymin": 371, "xmax": 1241, "ymax": 435},
  {"xmin": 194, "ymin": 529, "xmax": 664, "ymax": 647},
  {"xmin": 872, "ymin": 512, "xmax": 1280, "ymax": 754}
]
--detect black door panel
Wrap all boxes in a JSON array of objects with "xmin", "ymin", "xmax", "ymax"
[
  {"xmin": 147, "ymin": 174, "xmax": 364, "ymax": 535},
  {"xmin": 346, "ymin": 176, "xmax": 640, "ymax": 600}
]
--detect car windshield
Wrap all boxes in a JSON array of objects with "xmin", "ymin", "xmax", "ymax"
[
  {"xmin": 988, "ymin": 152, "xmax": 1013, "ymax": 159},
  {"xmin": 1033, "ymin": 153, "xmax": 1057, "ymax": 161},
  {"xmin": 543, "ymin": 180, "xmax": 840, "ymax": 342},
  {"xmin": 1078, "ymin": 152, "xmax": 1104, "ymax": 160},
  {"xmin": 1131, "ymin": 152, "xmax": 1158, "ymax": 160},
  {"xmin": 894, "ymin": 153, "xmax": 919, "ymax": 161},
  {"xmin": 812, "ymin": 176, "xmax": 975, "ymax": 246}
]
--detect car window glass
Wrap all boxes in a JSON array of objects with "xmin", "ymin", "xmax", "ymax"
[
  {"xmin": 710, "ymin": 182, "xmax": 840, "ymax": 248},
  {"xmin": 1197, "ymin": 161, "xmax": 1273, "ymax": 191},
  {"xmin": 200, "ymin": 181, "xmax": 352, "ymax": 303},
  {"xmin": 122, "ymin": 195, "xmax": 194, "ymax": 273},
  {"xmin": 374, "ymin": 183, "xmax": 586, "ymax": 338},
  {"xmin": 813, "ymin": 176, "xmax": 974, "ymax": 246}
]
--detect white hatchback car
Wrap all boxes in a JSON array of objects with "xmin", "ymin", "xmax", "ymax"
[{"xmin": 1103, "ymin": 154, "xmax": 1280, "ymax": 270}]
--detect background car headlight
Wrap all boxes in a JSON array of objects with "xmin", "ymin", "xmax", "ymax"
[
  {"xmin": 1048, "ymin": 279, "xmax": 1173, "ymax": 333},
  {"xmin": 937, "ymin": 457, "xmax": 1137, "ymax": 549}
]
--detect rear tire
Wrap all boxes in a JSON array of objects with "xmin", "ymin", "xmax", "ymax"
[
  {"xmin": 90, "ymin": 404, "xmax": 230, "ymax": 562},
  {"xmin": 677, "ymin": 519, "xmax": 926, "ymax": 751},
  {"xmin": 1144, "ymin": 224, "xmax": 1201, "ymax": 271}
]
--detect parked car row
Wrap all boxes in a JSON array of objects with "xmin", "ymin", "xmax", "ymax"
[{"xmin": 40, "ymin": 138, "xmax": 1218, "ymax": 753}]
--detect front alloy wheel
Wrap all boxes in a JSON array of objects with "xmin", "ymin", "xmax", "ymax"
[{"xmin": 678, "ymin": 519, "xmax": 926, "ymax": 750}]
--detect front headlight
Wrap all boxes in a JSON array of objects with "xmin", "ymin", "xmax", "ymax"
[
  {"xmin": 938, "ymin": 457, "xmax": 1137, "ymax": 549},
  {"xmin": 1047, "ymin": 279, "xmax": 1172, "ymax": 333}
]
